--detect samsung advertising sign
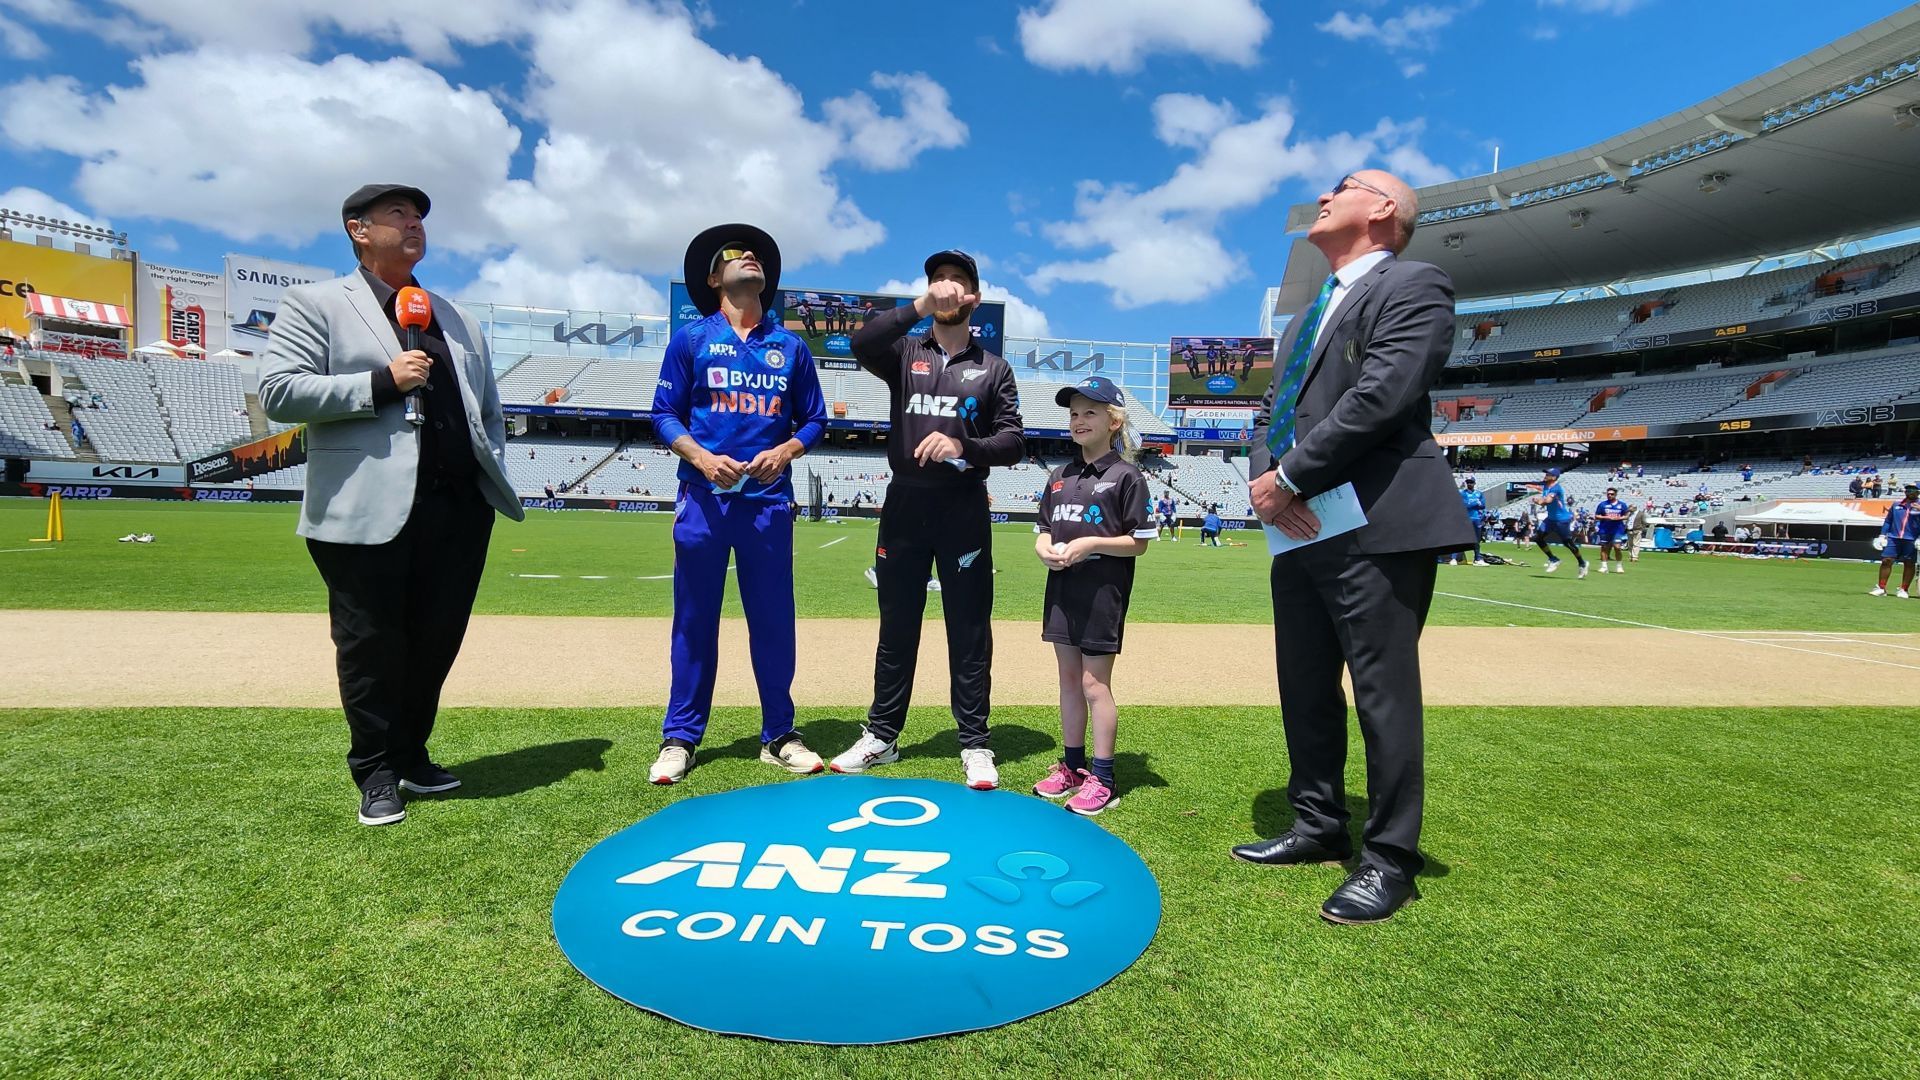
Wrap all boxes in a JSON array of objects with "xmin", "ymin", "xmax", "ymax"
[{"xmin": 552, "ymin": 777, "xmax": 1160, "ymax": 1043}]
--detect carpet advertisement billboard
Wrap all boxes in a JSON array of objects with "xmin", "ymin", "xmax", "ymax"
[
  {"xmin": 669, "ymin": 282, "xmax": 1006, "ymax": 372},
  {"xmin": 0, "ymin": 241, "xmax": 134, "ymax": 340},
  {"xmin": 1169, "ymin": 335, "xmax": 1276, "ymax": 407},
  {"xmin": 222, "ymin": 254, "xmax": 331, "ymax": 353},
  {"xmin": 135, "ymin": 261, "xmax": 226, "ymax": 353}
]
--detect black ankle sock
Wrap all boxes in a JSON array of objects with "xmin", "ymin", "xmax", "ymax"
[
  {"xmin": 1063, "ymin": 745, "xmax": 1087, "ymax": 772},
  {"xmin": 1091, "ymin": 756, "xmax": 1115, "ymax": 787}
]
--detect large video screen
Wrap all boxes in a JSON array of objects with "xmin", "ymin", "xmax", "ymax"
[
  {"xmin": 1168, "ymin": 335, "xmax": 1277, "ymax": 407},
  {"xmin": 670, "ymin": 282, "xmax": 1005, "ymax": 371}
]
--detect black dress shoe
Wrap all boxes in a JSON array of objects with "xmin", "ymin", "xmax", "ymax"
[
  {"xmin": 1230, "ymin": 831, "xmax": 1353, "ymax": 866},
  {"xmin": 398, "ymin": 763, "xmax": 461, "ymax": 794},
  {"xmin": 358, "ymin": 785, "xmax": 406, "ymax": 826},
  {"xmin": 1320, "ymin": 866, "xmax": 1417, "ymax": 925}
]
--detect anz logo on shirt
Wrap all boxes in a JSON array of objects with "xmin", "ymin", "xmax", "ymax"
[
  {"xmin": 906, "ymin": 393, "xmax": 978, "ymax": 419},
  {"xmin": 1051, "ymin": 504, "xmax": 1104, "ymax": 525}
]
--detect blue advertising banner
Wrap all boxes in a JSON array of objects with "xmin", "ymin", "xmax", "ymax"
[
  {"xmin": 670, "ymin": 282, "xmax": 1006, "ymax": 371},
  {"xmin": 552, "ymin": 776, "xmax": 1161, "ymax": 1044}
]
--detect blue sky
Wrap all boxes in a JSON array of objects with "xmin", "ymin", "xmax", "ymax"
[{"xmin": 0, "ymin": 0, "xmax": 1907, "ymax": 342}]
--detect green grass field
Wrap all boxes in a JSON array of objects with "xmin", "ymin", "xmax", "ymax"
[
  {"xmin": 5, "ymin": 495, "xmax": 1918, "ymax": 1077},
  {"xmin": 3, "ymin": 704, "xmax": 1915, "ymax": 1078},
  {"xmin": 1, "ymin": 497, "xmax": 1912, "ymax": 630}
]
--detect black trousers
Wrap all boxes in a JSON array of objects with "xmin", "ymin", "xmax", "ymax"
[
  {"xmin": 306, "ymin": 483, "xmax": 495, "ymax": 791},
  {"xmin": 1270, "ymin": 543, "xmax": 1438, "ymax": 882},
  {"xmin": 867, "ymin": 483, "xmax": 994, "ymax": 750}
]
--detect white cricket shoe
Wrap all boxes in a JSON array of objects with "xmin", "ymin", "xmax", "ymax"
[
  {"xmin": 649, "ymin": 743, "xmax": 694, "ymax": 785},
  {"xmin": 1545, "ymin": 559, "xmax": 1560, "ymax": 573},
  {"xmin": 1870, "ymin": 586, "xmax": 1886, "ymax": 596},
  {"xmin": 1597, "ymin": 563, "xmax": 1608, "ymax": 573},
  {"xmin": 829, "ymin": 729, "xmax": 899, "ymax": 774},
  {"xmin": 761, "ymin": 734, "xmax": 825, "ymax": 774},
  {"xmin": 1578, "ymin": 563, "xmax": 1590, "ymax": 579},
  {"xmin": 1614, "ymin": 564, "xmax": 1625, "ymax": 575},
  {"xmin": 961, "ymin": 747, "xmax": 999, "ymax": 791},
  {"xmin": 863, "ymin": 566, "xmax": 879, "ymax": 589},
  {"xmin": 1902, "ymin": 589, "xmax": 1912, "ymax": 600}
]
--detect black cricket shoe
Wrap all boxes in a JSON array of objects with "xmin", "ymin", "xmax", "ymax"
[
  {"xmin": 359, "ymin": 785, "xmax": 406, "ymax": 826},
  {"xmin": 398, "ymin": 763, "xmax": 462, "ymax": 794}
]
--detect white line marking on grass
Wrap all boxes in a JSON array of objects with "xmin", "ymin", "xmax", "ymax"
[
  {"xmin": 1435, "ymin": 591, "xmax": 1920, "ymax": 672},
  {"xmin": 580, "ymin": 575, "xmax": 608, "ymax": 580},
  {"xmin": 514, "ymin": 574, "xmax": 562, "ymax": 579},
  {"xmin": 1722, "ymin": 633, "xmax": 1920, "ymax": 654},
  {"xmin": 0, "ymin": 547, "xmax": 54, "ymax": 554},
  {"xmin": 818, "ymin": 536, "xmax": 847, "ymax": 549}
]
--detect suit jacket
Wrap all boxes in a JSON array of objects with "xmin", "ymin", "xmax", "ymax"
[
  {"xmin": 258, "ymin": 273, "xmax": 524, "ymax": 544},
  {"xmin": 1250, "ymin": 254, "xmax": 1474, "ymax": 556}
]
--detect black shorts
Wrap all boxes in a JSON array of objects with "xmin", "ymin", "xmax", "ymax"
[{"xmin": 1042, "ymin": 565, "xmax": 1133, "ymax": 655}]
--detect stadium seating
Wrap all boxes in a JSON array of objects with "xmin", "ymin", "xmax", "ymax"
[
  {"xmin": 563, "ymin": 360, "xmax": 662, "ymax": 409},
  {"xmin": 0, "ymin": 383, "xmax": 74, "ymax": 458},
  {"xmin": 1582, "ymin": 372, "xmax": 1751, "ymax": 425},
  {"xmin": 1705, "ymin": 352, "xmax": 1920, "ymax": 421},
  {"xmin": 575, "ymin": 446, "xmax": 680, "ymax": 497},
  {"xmin": 502, "ymin": 434, "xmax": 618, "ymax": 494},
  {"xmin": 497, "ymin": 355, "xmax": 596, "ymax": 404},
  {"xmin": 1440, "ymin": 386, "xmax": 1594, "ymax": 430},
  {"xmin": 148, "ymin": 358, "xmax": 251, "ymax": 459},
  {"xmin": 60, "ymin": 358, "xmax": 180, "ymax": 462}
]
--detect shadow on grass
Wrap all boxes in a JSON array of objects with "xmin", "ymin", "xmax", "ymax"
[
  {"xmin": 445, "ymin": 738, "xmax": 613, "ymax": 799},
  {"xmin": 1251, "ymin": 788, "xmax": 1450, "ymax": 879}
]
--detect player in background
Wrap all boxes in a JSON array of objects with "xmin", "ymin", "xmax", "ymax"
[
  {"xmin": 1593, "ymin": 487, "xmax": 1630, "ymax": 574},
  {"xmin": 1452, "ymin": 477, "xmax": 1486, "ymax": 565},
  {"xmin": 1531, "ymin": 466, "xmax": 1588, "ymax": 578},
  {"xmin": 1870, "ymin": 482, "xmax": 1919, "ymax": 598}
]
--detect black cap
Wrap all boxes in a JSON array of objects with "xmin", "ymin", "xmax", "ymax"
[
  {"xmin": 1055, "ymin": 375, "xmax": 1125, "ymax": 408},
  {"xmin": 683, "ymin": 223, "xmax": 781, "ymax": 317},
  {"xmin": 924, "ymin": 249, "xmax": 979, "ymax": 292},
  {"xmin": 341, "ymin": 183, "xmax": 430, "ymax": 222},
  {"xmin": 1464, "ymin": 477, "xmax": 1475, "ymax": 486}
]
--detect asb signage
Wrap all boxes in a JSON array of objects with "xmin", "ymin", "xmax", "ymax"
[{"xmin": 552, "ymin": 777, "xmax": 1160, "ymax": 1044}]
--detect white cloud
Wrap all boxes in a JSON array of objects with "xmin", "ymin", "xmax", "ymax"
[
  {"xmin": 1316, "ymin": 5, "xmax": 1460, "ymax": 52},
  {"xmin": 1152, "ymin": 94, "xmax": 1238, "ymax": 149},
  {"xmin": 83, "ymin": 0, "xmax": 532, "ymax": 62},
  {"xmin": 1540, "ymin": 0, "xmax": 1648, "ymax": 13},
  {"xmin": 0, "ymin": 51, "xmax": 520, "ymax": 252},
  {"xmin": 0, "ymin": 0, "xmax": 163, "ymax": 52},
  {"xmin": 458, "ymin": 251, "xmax": 665, "ymax": 314},
  {"xmin": 1018, "ymin": 0, "xmax": 1270, "ymax": 74},
  {"xmin": 824, "ymin": 72, "xmax": 969, "ymax": 171},
  {"xmin": 0, "ymin": 12, "xmax": 47, "ymax": 58},
  {"xmin": 1028, "ymin": 97, "xmax": 1455, "ymax": 307},
  {"xmin": 1400, "ymin": 61, "xmax": 1427, "ymax": 78},
  {"xmin": 876, "ymin": 274, "xmax": 1053, "ymax": 339},
  {"xmin": 0, "ymin": 185, "xmax": 109, "ymax": 230}
]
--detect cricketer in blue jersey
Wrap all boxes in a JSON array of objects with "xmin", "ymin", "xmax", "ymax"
[
  {"xmin": 1453, "ymin": 477, "xmax": 1487, "ymax": 564},
  {"xmin": 1531, "ymin": 466, "xmax": 1587, "ymax": 576},
  {"xmin": 1871, "ymin": 482, "xmax": 1919, "ymax": 597},
  {"xmin": 1593, "ymin": 488, "xmax": 1630, "ymax": 573},
  {"xmin": 647, "ymin": 223, "xmax": 829, "ymax": 784}
]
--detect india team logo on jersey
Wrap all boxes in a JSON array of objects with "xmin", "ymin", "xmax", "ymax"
[{"xmin": 765, "ymin": 349, "xmax": 785, "ymax": 369}]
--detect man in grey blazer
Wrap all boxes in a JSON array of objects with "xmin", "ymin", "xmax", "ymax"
[
  {"xmin": 1232, "ymin": 169, "xmax": 1475, "ymax": 923},
  {"xmin": 259, "ymin": 183, "xmax": 523, "ymax": 826}
]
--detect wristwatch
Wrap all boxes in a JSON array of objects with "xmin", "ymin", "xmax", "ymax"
[{"xmin": 1273, "ymin": 469, "xmax": 1300, "ymax": 496}]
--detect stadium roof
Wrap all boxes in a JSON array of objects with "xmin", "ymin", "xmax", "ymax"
[{"xmin": 1276, "ymin": 7, "xmax": 1920, "ymax": 309}]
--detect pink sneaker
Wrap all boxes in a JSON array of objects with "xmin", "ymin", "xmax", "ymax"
[
  {"xmin": 1033, "ymin": 761, "xmax": 1085, "ymax": 799},
  {"xmin": 1065, "ymin": 774, "xmax": 1116, "ymax": 816}
]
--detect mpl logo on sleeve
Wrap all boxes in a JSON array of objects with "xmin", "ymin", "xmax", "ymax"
[{"xmin": 551, "ymin": 777, "xmax": 1160, "ymax": 1044}]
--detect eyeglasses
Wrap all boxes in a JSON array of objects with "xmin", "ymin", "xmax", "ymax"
[
  {"xmin": 1329, "ymin": 175, "xmax": 1391, "ymax": 200},
  {"xmin": 711, "ymin": 246, "xmax": 754, "ymax": 272}
]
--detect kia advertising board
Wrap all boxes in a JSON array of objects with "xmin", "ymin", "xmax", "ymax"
[
  {"xmin": 552, "ymin": 777, "xmax": 1160, "ymax": 1043},
  {"xmin": 223, "ymin": 254, "xmax": 331, "ymax": 352},
  {"xmin": 1169, "ymin": 335, "xmax": 1276, "ymax": 407}
]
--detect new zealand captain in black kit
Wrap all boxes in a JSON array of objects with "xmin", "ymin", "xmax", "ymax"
[{"xmin": 828, "ymin": 250, "xmax": 1026, "ymax": 790}]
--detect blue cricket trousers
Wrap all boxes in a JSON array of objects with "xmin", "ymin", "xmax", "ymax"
[{"xmin": 663, "ymin": 483, "xmax": 797, "ymax": 746}]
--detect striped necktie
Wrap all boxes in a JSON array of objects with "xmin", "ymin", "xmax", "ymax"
[{"xmin": 1266, "ymin": 274, "xmax": 1340, "ymax": 455}]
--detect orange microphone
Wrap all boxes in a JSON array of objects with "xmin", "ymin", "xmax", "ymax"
[{"xmin": 396, "ymin": 286, "xmax": 432, "ymax": 426}]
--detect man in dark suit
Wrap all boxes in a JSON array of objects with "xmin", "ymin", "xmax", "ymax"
[{"xmin": 1233, "ymin": 169, "xmax": 1475, "ymax": 924}]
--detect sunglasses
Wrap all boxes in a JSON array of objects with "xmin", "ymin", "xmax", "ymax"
[
  {"xmin": 1330, "ymin": 175, "xmax": 1391, "ymax": 200},
  {"xmin": 711, "ymin": 245, "xmax": 755, "ymax": 273}
]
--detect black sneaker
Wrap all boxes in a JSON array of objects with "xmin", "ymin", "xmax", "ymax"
[
  {"xmin": 398, "ymin": 763, "xmax": 462, "ymax": 794},
  {"xmin": 359, "ymin": 785, "xmax": 406, "ymax": 826}
]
